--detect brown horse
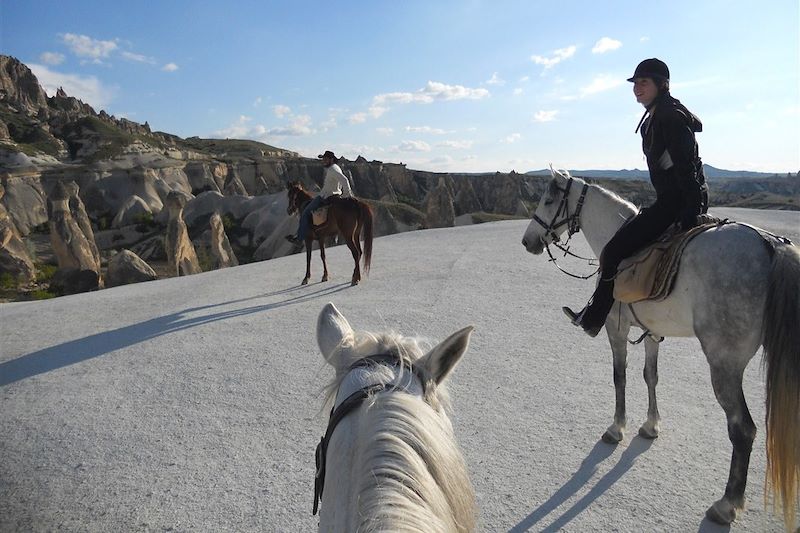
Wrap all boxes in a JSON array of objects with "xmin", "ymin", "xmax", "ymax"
[{"xmin": 286, "ymin": 181, "xmax": 373, "ymax": 286}]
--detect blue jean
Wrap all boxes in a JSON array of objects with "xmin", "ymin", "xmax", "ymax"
[{"xmin": 296, "ymin": 195, "xmax": 324, "ymax": 241}]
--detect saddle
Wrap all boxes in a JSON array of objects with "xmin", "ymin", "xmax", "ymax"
[{"xmin": 613, "ymin": 215, "xmax": 724, "ymax": 303}]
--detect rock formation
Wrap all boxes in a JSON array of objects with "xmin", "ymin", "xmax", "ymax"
[
  {"xmin": 63, "ymin": 180, "xmax": 101, "ymax": 267},
  {"xmin": 208, "ymin": 213, "xmax": 238, "ymax": 269},
  {"xmin": 106, "ymin": 249, "xmax": 157, "ymax": 287},
  {"xmin": 112, "ymin": 195, "xmax": 152, "ymax": 228},
  {"xmin": 423, "ymin": 178, "xmax": 456, "ymax": 228},
  {"xmin": 164, "ymin": 191, "xmax": 201, "ymax": 276},
  {"xmin": 48, "ymin": 181, "xmax": 101, "ymax": 292},
  {"xmin": 0, "ymin": 183, "xmax": 36, "ymax": 284}
]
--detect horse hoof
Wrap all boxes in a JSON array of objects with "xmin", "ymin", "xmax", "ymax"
[
  {"xmin": 705, "ymin": 498, "xmax": 737, "ymax": 525},
  {"xmin": 351, "ymin": 279, "xmax": 359, "ymax": 286},
  {"xmin": 602, "ymin": 428, "xmax": 623, "ymax": 444},
  {"xmin": 301, "ymin": 278, "xmax": 309, "ymax": 286},
  {"xmin": 321, "ymin": 276, "xmax": 329, "ymax": 282},
  {"xmin": 638, "ymin": 423, "xmax": 659, "ymax": 439}
]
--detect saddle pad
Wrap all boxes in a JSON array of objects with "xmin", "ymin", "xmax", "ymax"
[
  {"xmin": 312, "ymin": 206, "xmax": 328, "ymax": 226},
  {"xmin": 614, "ymin": 220, "xmax": 721, "ymax": 303}
]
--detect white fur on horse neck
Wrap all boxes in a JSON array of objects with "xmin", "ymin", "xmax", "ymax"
[{"xmin": 316, "ymin": 303, "xmax": 476, "ymax": 532}]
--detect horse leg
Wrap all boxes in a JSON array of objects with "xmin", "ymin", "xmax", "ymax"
[
  {"xmin": 603, "ymin": 304, "xmax": 629, "ymax": 443},
  {"xmin": 319, "ymin": 238, "xmax": 329, "ymax": 282},
  {"xmin": 638, "ymin": 336, "xmax": 661, "ymax": 439},
  {"xmin": 345, "ymin": 236, "xmax": 361, "ymax": 286},
  {"xmin": 705, "ymin": 363, "xmax": 756, "ymax": 525},
  {"xmin": 302, "ymin": 238, "xmax": 312, "ymax": 285}
]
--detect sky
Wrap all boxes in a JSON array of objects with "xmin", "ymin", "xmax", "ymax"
[{"xmin": 2, "ymin": 0, "xmax": 798, "ymax": 173}]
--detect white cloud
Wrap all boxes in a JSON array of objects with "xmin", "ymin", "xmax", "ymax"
[
  {"xmin": 405, "ymin": 126, "xmax": 448, "ymax": 134},
  {"xmin": 592, "ymin": 37, "xmax": 622, "ymax": 54},
  {"xmin": 531, "ymin": 46, "xmax": 577, "ymax": 69},
  {"xmin": 513, "ymin": 88, "xmax": 524, "ymax": 96},
  {"xmin": 39, "ymin": 52, "xmax": 64, "ymax": 65},
  {"xmin": 640, "ymin": 36, "xmax": 650, "ymax": 42},
  {"xmin": 376, "ymin": 127, "xmax": 394, "ymax": 135},
  {"xmin": 61, "ymin": 33, "xmax": 118, "ymax": 61},
  {"xmin": 519, "ymin": 76, "xmax": 530, "ymax": 83},
  {"xmin": 28, "ymin": 63, "xmax": 115, "ymax": 110},
  {"xmin": 273, "ymin": 104, "xmax": 291, "ymax": 118},
  {"xmin": 580, "ymin": 74, "xmax": 622, "ymax": 96},
  {"xmin": 398, "ymin": 140, "xmax": 431, "ymax": 152},
  {"xmin": 501, "ymin": 133, "xmax": 521, "ymax": 144},
  {"xmin": 270, "ymin": 114, "xmax": 313, "ymax": 136},
  {"xmin": 215, "ymin": 113, "xmax": 313, "ymax": 140},
  {"xmin": 533, "ymin": 110, "xmax": 558, "ymax": 123},
  {"xmin": 348, "ymin": 112, "xmax": 367, "ymax": 124},
  {"xmin": 437, "ymin": 140, "xmax": 473, "ymax": 149},
  {"xmin": 121, "ymin": 51, "xmax": 156, "ymax": 64},
  {"xmin": 486, "ymin": 72, "xmax": 505, "ymax": 86},
  {"xmin": 374, "ymin": 81, "xmax": 490, "ymax": 105},
  {"xmin": 253, "ymin": 97, "xmax": 262, "ymax": 107},
  {"xmin": 368, "ymin": 105, "xmax": 387, "ymax": 118},
  {"xmin": 161, "ymin": 63, "xmax": 179, "ymax": 72}
]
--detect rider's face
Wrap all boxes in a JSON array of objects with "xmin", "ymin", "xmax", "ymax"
[
  {"xmin": 322, "ymin": 156, "xmax": 333, "ymax": 167},
  {"xmin": 632, "ymin": 77, "xmax": 658, "ymax": 107}
]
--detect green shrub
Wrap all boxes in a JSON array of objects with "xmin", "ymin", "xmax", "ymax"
[
  {"xmin": 35, "ymin": 263, "xmax": 57, "ymax": 283},
  {"xmin": 0, "ymin": 272, "xmax": 16, "ymax": 290},
  {"xmin": 30, "ymin": 289, "xmax": 56, "ymax": 300}
]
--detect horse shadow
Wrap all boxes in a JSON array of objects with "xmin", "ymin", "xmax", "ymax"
[
  {"xmin": 0, "ymin": 282, "xmax": 351, "ymax": 387},
  {"xmin": 509, "ymin": 436, "xmax": 654, "ymax": 532}
]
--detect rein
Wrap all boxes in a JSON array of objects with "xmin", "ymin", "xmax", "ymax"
[
  {"xmin": 532, "ymin": 178, "xmax": 599, "ymax": 279},
  {"xmin": 313, "ymin": 352, "xmax": 425, "ymax": 515}
]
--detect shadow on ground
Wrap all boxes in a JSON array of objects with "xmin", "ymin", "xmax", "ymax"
[{"xmin": 1, "ymin": 282, "xmax": 350, "ymax": 386}]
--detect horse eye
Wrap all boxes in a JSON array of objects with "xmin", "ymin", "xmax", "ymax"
[{"xmin": 544, "ymin": 197, "xmax": 554, "ymax": 206}]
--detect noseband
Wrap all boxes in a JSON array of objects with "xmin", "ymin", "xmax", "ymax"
[
  {"xmin": 313, "ymin": 352, "xmax": 426, "ymax": 515},
  {"xmin": 532, "ymin": 177, "xmax": 599, "ymax": 279}
]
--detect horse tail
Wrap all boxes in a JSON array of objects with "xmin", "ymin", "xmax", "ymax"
[
  {"xmin": 359, "ymin": 201, "xmax": 373, "ymax": 275},
  {"xmin": 762, "ymin": 242, "xmax": 800, "ymax": 531}
]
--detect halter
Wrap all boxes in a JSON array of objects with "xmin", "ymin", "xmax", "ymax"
[
  {"xmin": 312, "ymin": 352, "xmax": 426, "ymax": 515},
  {"xmin": 531, "ymin": 177, "xmax": 599, "ymax": 279}
]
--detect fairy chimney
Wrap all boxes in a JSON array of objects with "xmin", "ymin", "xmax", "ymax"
[
  {"xmin": 164, "ymin": 191, "xmax": 201, "ymax": 276},
  {"xmin": 63, "ymin": 181, "xmax": 100, "ymax": 267},
  {"xmin": 209, "ymin": 212, "xmax": 238, "ymax": 269},
  {"xmin": 48, "ymin": 181, "xmax": 101, "ymax": 291},
  {"xmin": 0, "ymin": 183, "xmax": 36, "ymax": 284}
]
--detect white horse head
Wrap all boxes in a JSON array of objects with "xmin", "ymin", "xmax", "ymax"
[
  {"xmin": 521, "ymin": 168, "xmax": 582, "ymax": 254},
  {"xmin": 522, "ymin": 168, "xmax": 636, "ymax": 258},
  {"xmin": 315, "ymin": 303, "xmax": 476, "ymax": 532}
]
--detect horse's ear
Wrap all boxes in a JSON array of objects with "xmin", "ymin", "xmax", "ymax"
[
  {"xmin": 419, "ymin": 326, "xmax": 473, "ymax": 385},
  {"xmin": 317, "ymin": 303, "xmax": 354, "ymax": 362}
]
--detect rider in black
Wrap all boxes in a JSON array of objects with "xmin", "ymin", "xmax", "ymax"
[{"xmin": 564, "ymin": 58, "xmax": 709, "ymax": 337}]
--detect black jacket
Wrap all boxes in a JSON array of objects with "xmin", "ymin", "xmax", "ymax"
[{"xmin": 640, "ymin": 93, "xmax": 707, "ymax": 222}]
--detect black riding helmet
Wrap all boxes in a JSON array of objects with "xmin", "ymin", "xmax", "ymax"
[{"xmin": 627, "ymin": 58, "xmax": 669, "ymax": 82}]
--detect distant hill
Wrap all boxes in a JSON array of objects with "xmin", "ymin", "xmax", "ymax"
[{"xmin": 525, "ymin": 165, "xmax": 793, "ymax": 181}]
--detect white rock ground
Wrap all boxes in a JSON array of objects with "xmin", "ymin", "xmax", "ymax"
[{"xmin": 1, "ymin": 207, "xmax": 798, "ymax": 532}]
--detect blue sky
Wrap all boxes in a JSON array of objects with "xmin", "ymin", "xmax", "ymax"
[{"xmin": 2, "ymin": 0, "xmax": 798, "ymax": 173}]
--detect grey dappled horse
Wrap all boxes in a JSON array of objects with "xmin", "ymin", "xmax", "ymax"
[{"xmin": 521, "ymin": 170, "xmax": 800, "ymax": 529}]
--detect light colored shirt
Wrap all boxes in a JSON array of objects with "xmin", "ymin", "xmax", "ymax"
[{"xmin": 320, "ymin": 163, "xmax": 353, "ymax": 198}]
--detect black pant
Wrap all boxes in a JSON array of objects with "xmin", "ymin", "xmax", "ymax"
[{"xmin": 582, "ymin": 199, "xmax": 683, "ymax": 327}]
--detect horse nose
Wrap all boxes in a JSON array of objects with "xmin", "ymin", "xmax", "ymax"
[{"xmin": 522, "ymin": 237, "xmax": 528, "ymax": 248}]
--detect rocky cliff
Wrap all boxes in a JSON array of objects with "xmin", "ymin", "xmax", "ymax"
[{"xmin": 0, "ymin": 55, "xmax": 547, "ymax": 299}]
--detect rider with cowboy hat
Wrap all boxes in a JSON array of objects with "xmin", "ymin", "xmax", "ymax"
[{"xmin": 286, "ymin": 150, "xmax": 353, "ymax": 245}]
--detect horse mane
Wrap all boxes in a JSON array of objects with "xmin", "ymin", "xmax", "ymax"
[
  {"xmin": 324, "ymin": 331, "xmax": 476, "ymax": 532},
  {"xmin": 552, "ymin": 168, "xmax": 638, "ymax": 217}
]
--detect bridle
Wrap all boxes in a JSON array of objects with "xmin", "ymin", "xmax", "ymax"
[
  {"xmin": 531, "ymin": 177, "xmax": 599, "ymax": 280},
  {"xmin": 313, "ymin": 352, "xmax": 426, "ymax": 515}
]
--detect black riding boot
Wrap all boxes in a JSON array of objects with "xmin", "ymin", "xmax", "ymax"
[{"xmin": 563, "ymin": 278, "xmax": 615, "ymax": 337}]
